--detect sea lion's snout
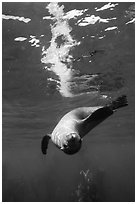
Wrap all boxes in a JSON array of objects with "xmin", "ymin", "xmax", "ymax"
[{"xmin": 62, "ymin": 133, "xmax": 82, "ymax": 155}]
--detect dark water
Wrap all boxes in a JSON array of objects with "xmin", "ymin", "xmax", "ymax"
[{"xmin": 2, "ymin": 2, "xmax": 135, "ymax": 202}]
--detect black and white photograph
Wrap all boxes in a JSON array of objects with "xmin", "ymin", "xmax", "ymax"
[{"xmin": 2, "ymin": 1, "xmax": 135, "ymax": 202}]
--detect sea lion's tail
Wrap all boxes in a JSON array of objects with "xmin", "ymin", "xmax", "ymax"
[{"xmin": 109, "ymin": 95, "xmax": 128, "ymax": 110}]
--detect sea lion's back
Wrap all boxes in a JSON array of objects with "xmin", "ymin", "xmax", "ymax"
[{"xmin": 67, "ymin": 107, "xmax": 103, "ymax": 120}]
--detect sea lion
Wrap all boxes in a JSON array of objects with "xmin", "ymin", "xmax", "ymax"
[{"xmin": 41, "ymin": 95, "xmax": 128, "ymax": 155}]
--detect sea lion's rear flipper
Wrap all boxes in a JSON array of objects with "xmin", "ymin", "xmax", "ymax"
[
  {"xmin": 85, "ymin": 106, "xmax": 113, "ymax": 124},
  {"xmin": 81, "ymin": 96, "xmax": 128, "ymax": 135},
  {"xmin": 109, "ymin": 95, "xmax": 128, "ymax": 110},
  {"xmin": 80, "ymin": 107, "xmax": 113, "ymax": 136},
  {"xmin": 41, "ymin": 134, "xmax": 51, "ymax": 154}
]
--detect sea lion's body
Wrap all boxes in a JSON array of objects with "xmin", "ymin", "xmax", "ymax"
[
  {"xmin": 51, "ymin": 107, "xmax": 102, "ymax": 147},
  {"xmin": 41, "ymin": 95, "xmax": 128, "ymax": 155}
]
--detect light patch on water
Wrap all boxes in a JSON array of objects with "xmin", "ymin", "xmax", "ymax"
[
  {"xmin": 43, "ymin": 16, "xmax": 54, "ymax": 20},
  {"xmin": 104, "ymin": 26, "xmax": 118, "ymax": 31},
  {"xmin": 77, "ymin": 15, "xmax": 117, "ymax": 26},
  {"xmin": 14, "ymin": 37, "xmax": 27, "ymax": 42},
  {"xmin": 63, "ymin": 9, "xmax": 88, "ymax": 19},
  {"xmin": 30, "ymin": 35, "xmax": 35, "ymax": 38},
  {"xmin": 98, "ymin": 35, "xmax": 106, "ymax": 39},
  {"xmin": 41, "ymin": 2, "xmax": 80, "ymax": 97},
  {"xmin": 126, "ymin": 18, "xmax": 135, "ymax": 25},
  {"xmin": 14, "ymin": 35, "xmax": 40, "ymax": 48},
  {"xmin": 125, "ymin": 4, "xmax": 135, "ymax": 25},
  {"xmin": 29, "ymin": 36, "xmax": 40, "ymax": 47},
  {"xmin": 43, "ymin": 8, "xmax": 88, "ymax": 21},
  {"xmin": 48, "ymin": 78, "xmax": 59, "ymax": 83},
  {"xmin": 2, "ymin": 14, "xmax": 31, "ymax": 23},
  {"xmin": 95, "ymin": 3, "xmax": 118, "ymax": 12}
]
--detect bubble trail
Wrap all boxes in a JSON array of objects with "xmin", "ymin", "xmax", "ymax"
[{"xmin": 41, "ymin": 2, "xmax": 80, "ymax": 97}]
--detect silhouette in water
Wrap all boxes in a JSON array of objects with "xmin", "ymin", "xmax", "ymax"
[{"xmin": 41, "ymin": 95, "xmax": 128, "ymax": 155}]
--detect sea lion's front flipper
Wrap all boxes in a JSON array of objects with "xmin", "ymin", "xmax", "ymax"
[{"xmin": 41, "ymin": 134, "xmax": 51, "ymax": 154}]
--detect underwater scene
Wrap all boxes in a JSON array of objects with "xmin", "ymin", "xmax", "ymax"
[{"xmin": 2, "ymin": 2, "xmax": 135, "ymax": 202}]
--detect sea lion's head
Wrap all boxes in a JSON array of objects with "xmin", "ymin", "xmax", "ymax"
[{"xmin": 61, "ymin": 133, "xmax": 82, "ymax": 155}]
